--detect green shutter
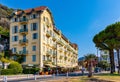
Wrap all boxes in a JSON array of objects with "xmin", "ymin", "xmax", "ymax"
[{"xmin": 31, "ymin": 23, "xmax": 33, "ymax": 31}]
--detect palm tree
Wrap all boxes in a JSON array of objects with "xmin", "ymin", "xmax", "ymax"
[{"xmin": 84, "ymin": 54, "xmax": 97, "ymax": 77}]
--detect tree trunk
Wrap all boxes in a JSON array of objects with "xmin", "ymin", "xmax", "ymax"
[
  {"xmin": 109, "ymin": 49, "xmax": 115, "ymax": 74},
  {"xmin": 117, "ymin": 49, "xmax": 120, "ymax": 74}
]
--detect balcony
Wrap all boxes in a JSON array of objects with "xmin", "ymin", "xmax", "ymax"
[
  {"xmin": 64, "ymin": 51, "xmax": 67, "ymax": 54},
  {"xmin": 64, "ymin": 56, "xmax": 67, "ymax": 61},
  {"xmin": 19, "ymin": 18, "xmax": 28, "ymax": 24},
  {"xmin": 43, "ymin": 60, "xmax": 52, "ymax": 64},
  {"xmin": 59, "ymin": 48, "xmax": 63, "ymax": 52},
  {"xmin": 19, "ymin": 29, "xmax": 28, "ymax": 34},
  {"xmin": 19, "ymin": 39, "xmax": 28, "ymax": 45},
  {"xmin": 46, "ymin": 31, "xmax": 51, "ymax": 38},
  {"xmin": 52, "ymin": 44, "xmax": 56, "ymax": 49},
  {"xmin": 46, "ymin": 51, "xmax": 52, "ymax": 56},
  {"xmin": 52, "ymin": 36, "xmax": 57, "ymax": 41},
  {"xmin": 19, "ymin": 50, "xmax": 28, "ymax": 55},
  {"xmin": 57, "ymin": 40, "xmax": 64, "ymax": 46},
  {"xmin": 53, "ymin": 52, "xmax": 56, "ymax": 58},
  {"xmin": 59, "ymin": 55, "xmax": 63, "ymax": 60}
]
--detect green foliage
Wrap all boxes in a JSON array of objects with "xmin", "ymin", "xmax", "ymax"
[
  {"xmin": 0, "ymin": 52, "xmax": 4, "ymax": 59},
  {"xmin": 8, "ymin": 61, "xmax": 23, "ymax": 74},
  {"xmin": 1, "ymin": 69, "xmax": 14, "ymax": 75},
  {"xmin": 85, "ymin": 54, "xmax": 97, "ymax": 61},
  {"xmin": 93, "ymin": 22, "xmax": 120, "ymax": 73},
  {"xmin": 0, "ymin": 26, "xmax": 9, "ymax": 36},
  {"xmin": 23, "ymin": 68, "xmax": 40, "ymax": 74},
  {"xmin": 98, "ymin": 61, "xmax": 110, "ymax": 70},
  {"xmin": 15, "ymin": 53, "xmax": 24, "ymax": 64}
]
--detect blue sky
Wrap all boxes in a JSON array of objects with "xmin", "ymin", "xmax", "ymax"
[{"xmin": 1, "ymin": 0, "xmax": 120, "ymax": 58}]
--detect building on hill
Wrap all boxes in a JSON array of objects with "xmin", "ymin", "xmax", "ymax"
[
  {"xmin": 100, "ymin": 50, "xmax": 110, "ymax": 63},
  {"xmin": 0, "ymin": 34, "xmax": 9, "ymax": 52},
  {"xmin": 9, "ymin": 6, "xmax": 78, "ymax": 70}
]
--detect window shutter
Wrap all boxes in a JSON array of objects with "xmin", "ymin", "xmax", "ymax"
[
  {"xmin": 17, "ymin": 36, "xmax": 18, "ymax": 41},
  {"xmin": 30, "ymin": 14, "xmax": 33, "ymax": 19},
  {"xmin": 36, "ymin": 33, "xmax": 38, "ymax": 39},
  {"xmin": 36, "ymin": 23, "xmax": 38, "ymax": 30},
  {"xmin": 16, "ymin": 26, "xmax": 18, "ymax": 33},
  {"xmin": 36, "ymin": 14, "xmax": 39, "ymax": 18},
  {"xmin": 12, "ymin": 26, "xmax": 14, "ymax": 34},
  {"xmin": 12, "ymin": 36, "xmax": 14, "ymax": 42},
  {"xmin": 31, "ymin": 23, "xmax": 33, "ymax": 31},
  {"xmin": 21, "ymin": 25, "xmax": 23, "ymax": 29}
]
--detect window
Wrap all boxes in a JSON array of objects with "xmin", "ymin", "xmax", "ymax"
[
  {"xmin": 23, "ymin": 47, "xmax": 26, "ymax": 52},
  {"xmin": 22, "ymin": 25, "xmax": 27, "ymax": 30},
  {"xmin": 31, "ymin": 14, "xmax": 38, "ymax": 19},
  {"xmin": 12, "ymin": 26, "xmax": 18, "ymax": 33},
  {"xmin": 32, "ymin": 33, "xmax": 38, "ymax": 39},
  {"xmin": 12, "ymin": 36, "xmax": 18, "ymax": 42},
  {"xmin": 43, "ymin": 55, "xmax": 45, "ymax": 61},
  {"xmin": 43, "ymin": 46, "xmax": 45, "ymax": 52},
  {"xmin": 12, "ymin": 47, "xmax": 17, "ymax": 53},
  {"xmin": 43, "ymin": 35, "xmax": 45, "ymax": 41},
  {"xmin": 32, "ymin": 55, "xmax": 36, "ymax": 62},
  {"xmin": 43, "ymin": 24, "xmax": 45, "ymax": 32},
  {"xmin": 33, "ymin": 14, "xmax": 37, "ymax": 19},
  {"xmin": 23, "ymin": 56, "xmax": 26, "ymax": 62},
  {"xmin": 14, "ymin": 18, "xmax": 17, "ymax": 22},
  {"xmin": 32, "ymin": 46, "xmax": 36, "ymax": 51},
  {"xmin": 31, "ymin": 23, "xmax": 38, "ymax": 31},
  {"xmin": 43, "ymin": 16, "xmax": 45, "ymax": 21}
]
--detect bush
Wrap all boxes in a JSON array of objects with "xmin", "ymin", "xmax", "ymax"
[
  {"xmin": 1, "ymin": 69, "xmax": 13, "ymax": 75},
  {"xmin": 23, "ymin": 68, "xmax": 40, "ymax": 74},
  {"xmin": 8, "ymin": 61, "xmax": 23, "ymax": 74}
]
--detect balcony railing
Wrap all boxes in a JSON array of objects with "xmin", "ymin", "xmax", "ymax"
[
  {"xmin": 46, "ymin": 51, "xmax": 52, "ymax": 56},
  {"xmin": 57, "ymin": 40, "xmax": 64, "ymax": 46},
  {"xmin": 53, "ymin": 52, "xmax": 56, "ymax": 57},
  {"xmin": 59, "ymin": 48, "xmax": 63, "ymax": 52},
  {"xmin": 64, "ymin": 50, "xmax": 67, "ymax": 54},
  {"xmin": 52, "ymin": 36, "xmax": 57, "ymax": 41},
  {"xmin": 19, "ymin": 18, "xmax": 28, "ymax": 22},
  {"xmin": 19, "ymin": 39, "xmax": 28, "ymax": 45},
  {"xmin": 19, "ymin": 29, "xmax": 28, "ymax": 34},
  {"xmin": 43, "ymin": 60, "xmax": 52, "ymax": 64},
  {"xmin": 52, "ymin": 44, "xmax": 56, "ymax": 49},
  {"xmin": 19, "ymin": 50, "xmax": 28, "ymax": 55},
  {"xmin": 64, "ymin": 56, "xmax": 67, "ymax": 60},
  {"xmin": 46, "ymin": 31, "xmax": 51, "ymax": 37}
]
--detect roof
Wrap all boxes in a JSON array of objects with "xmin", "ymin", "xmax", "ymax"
[{"xmin": 14, "ymin": 6, "xmax": 47, "ymax": 16}]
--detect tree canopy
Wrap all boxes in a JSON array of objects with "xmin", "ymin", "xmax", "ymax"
[{"xmin": 93, "ymin": 22, "xmax": 120, "ymax": 74}]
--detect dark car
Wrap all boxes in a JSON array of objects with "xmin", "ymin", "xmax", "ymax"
[{"xmin": 94, "ymin": 67, "xmax": 101, "ymax": 73}]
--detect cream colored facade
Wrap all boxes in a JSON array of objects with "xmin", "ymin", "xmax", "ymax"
[{"xmin": 10, "ymin": 6, "xmax": 78, "ymax": 69}]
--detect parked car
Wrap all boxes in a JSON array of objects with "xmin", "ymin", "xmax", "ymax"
[{"xmin": 94, "ymin": 67, "xmax": 101, "ymax": 73}]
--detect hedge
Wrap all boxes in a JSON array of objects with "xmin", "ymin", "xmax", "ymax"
[
  {"xmin": 1, "ymin": 69, "xmax": 14, "ymax": 75},
  {"xmin": 23, "ymin": 68, "xmax": 40, "ymax": 74},
  {"xmin": 8, "ymin": 61, "xmax": 23, "ymax": 74}
]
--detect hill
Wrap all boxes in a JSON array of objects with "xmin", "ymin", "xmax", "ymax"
[{"xmin": 0, "ymin": 4, "xmax": 15, "ymax": 30}]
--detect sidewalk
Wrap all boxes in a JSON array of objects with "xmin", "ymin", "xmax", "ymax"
[{"xmin": 0, "ymin": 74, "xmax": 52, "ymax": 81}]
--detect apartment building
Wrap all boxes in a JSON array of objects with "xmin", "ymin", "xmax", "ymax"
[{"xmin": 9, "ymin": 6, "xmax": 78, "ymax": 69}]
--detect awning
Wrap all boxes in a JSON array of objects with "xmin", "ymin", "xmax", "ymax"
[
  {"xmin": 57, "ymin": 63, "xmax": 66, "ymax": 67},
  {"xmin": 44, "ymin": 64, "xmax": 56, "ymax": 67}
]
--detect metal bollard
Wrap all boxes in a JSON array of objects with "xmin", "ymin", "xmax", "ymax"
[
  {"xmin": 27, "ymin": 74, "xmax": 29, "ymax": 79},
  {"xmin": 66, "ymin": 72, "xmax": 68, "ymax": 78},
  {"xmin": 53, "ymin": 73, "xmax": 55, "ymax": 79},
  {"xmin": 3, "ymin": 76, "xmax": 7, "ymax": 82},
  {"xmin": 34, "ymin": 75, "xmax": 36, "ymax": 80}
]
